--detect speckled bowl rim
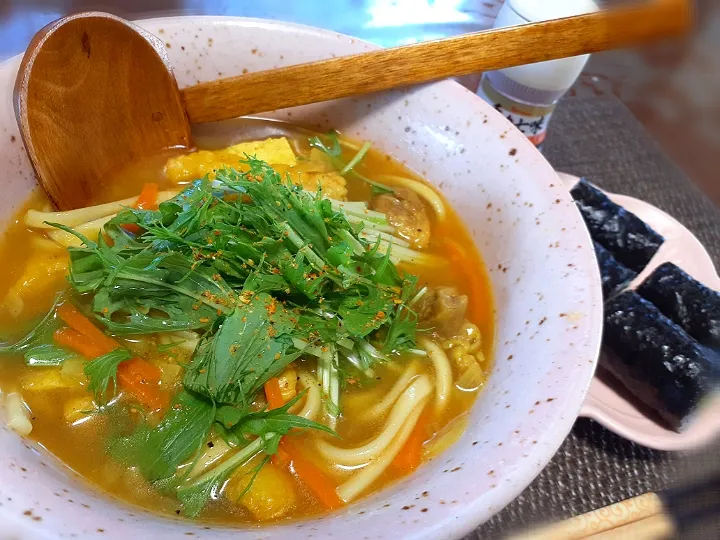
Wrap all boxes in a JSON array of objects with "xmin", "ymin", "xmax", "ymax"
[{"xmin": 0, "ymin": 15, "xmax": 603, "ymax": 539}]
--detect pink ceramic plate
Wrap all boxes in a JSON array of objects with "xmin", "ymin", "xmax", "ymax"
[{"xmin": 558, "ymin": 173, "xmax": 720, "ymax": 451}]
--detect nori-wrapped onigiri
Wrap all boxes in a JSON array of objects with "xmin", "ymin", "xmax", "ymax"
[
  {"xmin": 593, "ymin": 241, "xmax": 636, "ymax": 299},
  {"xmin": 571, "ymin": 178, "xmax": 664, "ymax": 272},
  {"xmin": 637, "ymin": 262, "xmax": 720, "ymax": 352},
  {"xmin": 603, "ymin": 290, "xmax": 719, "ymax": 431}
]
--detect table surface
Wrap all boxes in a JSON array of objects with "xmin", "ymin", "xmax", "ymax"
[{"xmin": 1, "ymin": 3, "xmax": 719, "ymax": 538}]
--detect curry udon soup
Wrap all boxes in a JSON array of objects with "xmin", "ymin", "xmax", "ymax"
[{"xmin": 0, "ymin": 124, "xmax": 493, "ymax": 524}]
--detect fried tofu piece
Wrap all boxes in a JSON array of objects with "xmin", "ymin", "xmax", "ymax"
[
  {"xmin": 226, "ymin": 138, "xmax": 297, "ymax": 167},
  {"xmin": 164, "ymin": 137, "xmax": 297, "ymax": 184},
  {"xmin": 292, "ymin": 147, "xmax": 347, "ymax": 199},
  {"xmin": 164, "ymin": 137, "xmax": 348, "ymax": 200},
  {"xmin": 2, "ymin": 250, "xmax": 68, "ymax": 317},
  {"xmin": 293, "ymin": 171, "xmax": 348, "ymax": 200},
  {"xmin": 226, "ymin": 460, "xmax": 297, "ymax": 521},
  {"xmin": 307, "ymin": 148, "xmax": 335, "ymax": 172},
  {"xmin": 21, "ymin": 370, "xmax": 67, "ymax": 392},
  {"xmin": 64, "ymin": 394, "xmax": 97, "ymax": 425},
  {"xmin": 164, "ymin": 149, "xmax": 245, "ymax": 183}
]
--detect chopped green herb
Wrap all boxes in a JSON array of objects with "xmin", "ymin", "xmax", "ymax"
[
  {"xmin": 383, "ymin": 276, "xmax": 420, "ymax": 353},
  {"xmin": 23, "ymin": 344, "xmax": 76, "ymax": 367},
  {"xmin": 84, "ymin": 348, "xmax": 132, "ymax": 404},
  {"xmin": 309, "ymin": 131, "xmax": 393, "ymax": 193},
  {"xmin": 157, "ymin": 340, "xmax": 187, "ymax": 353},
  {"xmin": 111, "ymin": 390, "xmax": 215, "ymax": 482},
  {"xmin": 183, "ymin": 293, "xmax": 298, "ymax": 407}
]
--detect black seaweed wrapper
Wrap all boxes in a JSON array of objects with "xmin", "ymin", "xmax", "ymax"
[
  {"xmin": 637, "ymin": 262, "xmax": 720, "ymax": 352},
  {"xmin": 593, "ymin": 241, "xmax": 636, "ymax": 299},
  {"xmin": 603, "ymin": 291, "xmax": 718, "ymax": 431},
  {"xmin": 571, "ymin": 179, "xmax": 664, "ymax": 272}
]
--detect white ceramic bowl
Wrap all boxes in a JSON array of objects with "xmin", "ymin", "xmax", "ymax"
[{"xmin": 0, "ymin": 16, "xmax": 603, "ymax": 540}]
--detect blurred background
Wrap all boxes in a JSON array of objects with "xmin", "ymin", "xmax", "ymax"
[{"xmin": 1, "ymin": 0, "xmax": 717, "ymax": 205}]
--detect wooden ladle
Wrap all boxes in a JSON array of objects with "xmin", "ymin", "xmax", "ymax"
[{"xmin": 15, "ymin": 1, "xmax": 691, "ymax": 210}]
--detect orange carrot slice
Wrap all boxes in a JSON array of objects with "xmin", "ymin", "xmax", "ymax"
[
  {"xmin": 117, "ymin": 357, "xmax": 168, "ymax": 411},
  {"xmin": 57, "ymin": 303, "xmax": 117, "ymax": 354},
  {"xmin": 134, "ymin": 183, "xmax": 159, "ymax": 210},
  {"xmin": 280, "ymin": 439, "xmax": 344, "ymax": 510},
  {"xmin": 264, "ymin": 377, "xmax": 286, "ymax": 410},
  {"xmin": 55, "ymin": 304, "xmax": 168, "ymax": 410},
  {"xmin": 391, "ymin": 407, "xmax": 431, "ymax": 475},
  {"xmin": 265, "ymin": 378, "xmax": 342, "ymax": 509},
  {"xmin": 124, "ymin": 183, "xmax": 159, "ymax": 234},
  {"xmin": 53, "ymin": 327, "xmax": 107, "ymax": 359}
]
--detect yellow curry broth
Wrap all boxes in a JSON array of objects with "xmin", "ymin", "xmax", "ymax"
[{"xmin": 0, "ymin": 126, "xmax": 493, "ymax": 524}]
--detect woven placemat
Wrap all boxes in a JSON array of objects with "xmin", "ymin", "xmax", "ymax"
[{"xmin": 469, "ymin": 96, "xmax": 720, "ymax": 540}]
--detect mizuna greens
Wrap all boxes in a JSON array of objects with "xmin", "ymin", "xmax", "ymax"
[{"xmin": 31, "ymin": 157, "xmax": 423, "ymax": 515}]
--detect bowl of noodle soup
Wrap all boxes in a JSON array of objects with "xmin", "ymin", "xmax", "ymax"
[{"xmin": 0, "ymin": 16, "xmax": 602, "ymax": 540}]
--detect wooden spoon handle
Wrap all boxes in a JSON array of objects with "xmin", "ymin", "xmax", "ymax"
[{"xmin": 182, "ymin": 0, "xmax": 691, "ymax": 123}]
